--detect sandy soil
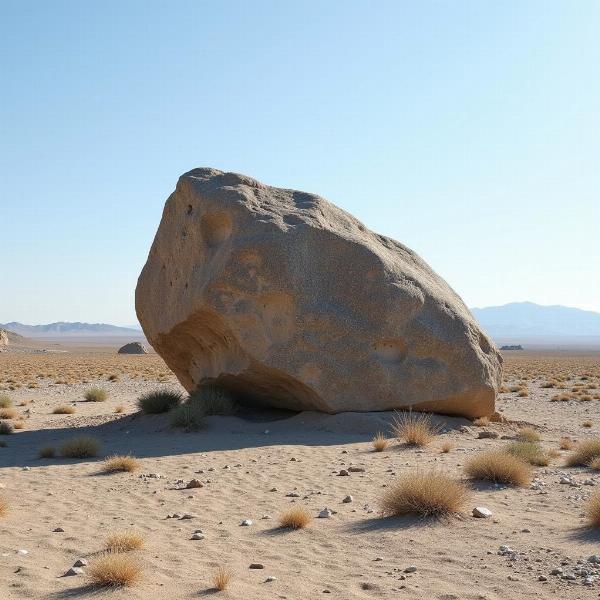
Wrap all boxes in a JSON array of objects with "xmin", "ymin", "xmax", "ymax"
[{"xmin": 1, "ymin": 351, "xmax": 600, "ymax": 599}]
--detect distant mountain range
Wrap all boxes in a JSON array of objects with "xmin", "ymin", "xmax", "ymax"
[
  {"xmin": 0, "ymin": 321, "xmax": 143, "ymax": 338},
  {"xmin": 471, "ymin": 302, "xmax": 600, "ymax": 340}
]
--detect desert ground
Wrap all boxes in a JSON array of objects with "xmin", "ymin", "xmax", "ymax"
[{"xmin": 1, "ymin": 348, "xmax": 600, "ymax": 599}]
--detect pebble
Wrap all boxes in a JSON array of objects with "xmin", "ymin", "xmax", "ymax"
[
  {"xmin": 348, "ymin": 466, "xmax": 365, "ymax": 473},
  {"xmin": 478, "ymin": 431, "xmax": 498, "ymax": 439},
  {"xmin": 265, "ymin": 576, "xmax": 277, "ymax": 582},
  {"xmin": 342, "ymin": 495, "xmax": 353, "ymax": 503},
  {"xmin": 191, "ymin": 533, "xmax": 205, "ymax": 540},
  {"xmin": 186, "ymin": 479, "xmax": 203, "ymax": 489},
  {"xmin": 538, "ymin": 575, "xmax": 548, "ymax": 581},
  {"xmin": 472, "ymin": 507, "xmax": 492, "ymax": 518},
  {"xmin": 53, "ymin": 527, "xmax": 65, "ymax": 532},
  {"xmin": 404, "ymin": 565, "xmax": 417, "ymax": 573},
  {"xmin": 64, "ymin": 567, "xmax": 84, "ymax": 576},
  {"xmin": 338, "ymin": 469, "xmax": 349, "ymax": 476},
  {"xmin": 241, "ymin": 519, "xmax": 253, "ymax": 526},
  {"xmin": 22, "ymin": 467, "xmax": 31, "ymax": 471},
  {"xmin": 318, "ymin": 508, "xmax": 333, "ymax": 518},
  {"xmin": 17, "ymin": 550, "xmax": 28, "ymax": 555},
  {"xmin": 180, "ymin": 514, "xmax": 195, "ymax": 520},
  {"xmin": 249, "ymin": 563, "xmax": 264, "ymax": 569},
  {"xmin": 73, "ymin": 559, "xmax": 88, "ymax": 567}
]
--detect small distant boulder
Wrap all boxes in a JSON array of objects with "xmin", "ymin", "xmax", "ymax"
[
  {"xmin": 500, "ymin": 345, "xmax": 523, "ymax": 351},
  {"xmin": 117, "ymin": 342, "xmax": 149, "ymax": 355}
]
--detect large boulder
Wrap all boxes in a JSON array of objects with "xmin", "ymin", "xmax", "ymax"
[
  {"xmin": 136, "ymin": 168, "xmax": 502, "ymax": 417},
  {"xmin": 117, "ymin": 341, "xmax": 149, "ymax": 355}
]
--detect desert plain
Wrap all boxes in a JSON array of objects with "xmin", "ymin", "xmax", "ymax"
[{"xmin": 1, "ymin": 346, "xmax": 600, "ymax": 599}]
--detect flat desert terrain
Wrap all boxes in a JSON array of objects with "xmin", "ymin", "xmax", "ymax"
[{"xmin": 1, "ymin": 349, "xmax": 600, "ymax": 599}]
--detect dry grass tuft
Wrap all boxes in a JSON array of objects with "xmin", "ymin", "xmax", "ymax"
[
  {"xmin": 465, "ymin": 451, "xmax": 531, "ymax": 486},
  {"xmin": 137, "ymin": 389, "xmax": 182, "ymax": 414},
  {"xmin": 88, "ymin": 552, "xmax": 142, "ymax": 587},
  {"xmin": 589, "ymin": 457, "xmax": 600, "ymax": 470},
  {"xmin": 279, "ymin": 506, "xmax": 313, "ymax": 530},
  {"xmin": 516, "ymin": 427, "xmax": 540, "ymax": 442},
  {"xmin": 39, "ymin": 446, "xmax": 56, "ymax": 458},
  {"xmin": 586, "ymin": 492, "xmax": 600, "ymax": 528},
  {"xmin": 53, "ymin": 405, "xmax": 75, "ymax": 415},
  {"xmin": 102, "ymin": 455, "xmax": 139, "ymax": 474},
  {"xmin": 60, "ymin": 435, "xmax": 100, "ymax": 458},
  {"xmin": 392, "ymin": 411, "xmax": 440, "ymax": 446},
  {"xmin": 105, "ymin": 530, "xmax": 145, "ymax": 553},
  {"xmin": 212, "ymin": 566, "xmax": 233, "ymax": 591},
  {"xmin": 0, "ymin": 495, "xmax": 8, "ymax": 517},
  {"xmin": 379, "ymin": 470, "xmax": 468, "ymax": 518},
  {"xmin": 372, "ymin": 432, "xmax": 389, "ymax": 452},
  {"xmin": 504, "ymin": 441, "xmax": 549, "ymax": 466},
  {"xmin": 0, "ymin": 395, "xmax": 13, "ymax": 408},
  {"xmin": 115, "ymin": 405, "xmax": 124, "ymax": 413},
  {"xmin": 13, "ymin": 420, "xmax": 25, "ymax": 430},
  {"xmin": 560, "ymin": 436, "xmax": 575, "ymax": 450},
  {"xmin": 473, "ymin": 416, "xmax": 490, "ymax": 427},
  {"xmin": 583, "ymin": 420, "xmax": 593, "ymax": 428},
  {"xmin": 84, "ymin": 387, "xmax": 107, "ymax": 402},
  {"xmin": 0, "ymin": 408, "xmax": 17, "ymax": 419},
  {"xmin": 567, "ymin": 439, "xmax": 600, "ymax": 466},
  {"xmin": 440, "ymin": 440, "xmax": 454, "ymax": 453}
]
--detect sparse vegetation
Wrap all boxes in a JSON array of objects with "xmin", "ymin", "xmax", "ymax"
[
  {"xmin": 589, "ymin": 457, "xmax": 600, "ymax": 470},
  {"xmin": 372, "ymin": 432, "xmax": 389, "ymax": 452},
  {"xmin": 0, "ymin": 421, "xmax": 14, "ymax": 435},
  {"xmin": 53, "ymin": 405, "xmax": 75, "ymax": 414},
  {"xmin": 115, "ymin": 405, "xmax": 124, "ymax": 413},
  {"xmin": 473, "ymin": 416, "xmax": 490, "ymax": 427},
  {"xmin": 379, "ymin": 470, "xmax": 468, "ymax": 518},
  {"xmin": 586, "ymin": 492, "xmax": 600, "ymax": 528},
  {"xmin": 566, "ymin": 439, "xmax": 600, "ymax": 466},
  {"xmin": 465, "ymin": 451, "xmax": 531, "ymax": 486},
  {"xmin": 212, "ymin": 566, "xmax": 233, "ymax": 591},
  {"xmin": 170, "ymin": 385, "xmax": 236, "ymax": 429},
  {"xmin": 137, "ymin": 389, "xmax": 182, "ymax": 414},
  {"xmin": 60, "ymin": 435, "xmax": 100, "ymax": 458},
  {"xmin": 279, "ymin": 506, "xmax": 313, "ymax": 529},
  {"xmin": 102, "ymin": 455, "xmax": 139, "ymax": 473},
  {"xmin": 88, "ymin": 553, "xmax": 142, "ymax": 587},
  {"xmin": 0, "ymin": 408, "xmax": 17, "ymax": 419},
  {"xmin": 559, "ymin": 436, "xmax": 575, "ymax": 450},
  {"xmin": 516, "ymin": 427, "xmax": 540, "ymax": 442},
  {"xmin": 13, "ymin": 420, "xmax": 25, "ymax": 429},
  {"xmin": 85, "ymin": 387, "xmax": 107, "ymax": 402},
  {"xmin": 392, "ymin": 410, "xmax": 439, "ymax": 446},
  {"xmin": 440, "ymin": 440, "xmax": 453, "ymax": 453},
  {"xmin": 105, "ymin": 530, "xmax": 145, "ymax": 552},
  {"xmin": 0, "ymin": 394, "xmax": 13, "ymax": 408},
  {"xmin": 504, "ymin": 441, "xmax": 549, "ymax": 466},
  {"xmin": 39, "ymin": 446, "xmax": 56, "ymax": 458},
  {"xmin": 583, "ymin": 420, "xmax": 593, "ymax": 428}
]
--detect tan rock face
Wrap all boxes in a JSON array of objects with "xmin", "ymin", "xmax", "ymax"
[{"xmin": 136, "ymin": 168, "xmax": 502, "ymax": 417}]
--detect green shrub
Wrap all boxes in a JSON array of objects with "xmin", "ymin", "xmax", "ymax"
[
  {"xmin": 60, "ymin": 435, "xmax": 100, "ymax": 458},
  {"xmin": 137, "ymin": 389, "xmax": 182, "ymax": 414},
  {"xmin": 85, "ymin": 387, "xmax": 107, "ymax": 402},
  {"xmin": 170, "ymin": 384, "xmax": 236, "ymax": 430},
  {"xmin": 504, "ymin": 441, "xmax": 549, "ymax": 466}
]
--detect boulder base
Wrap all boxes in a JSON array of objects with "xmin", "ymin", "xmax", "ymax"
[{"xmin": 136, "ymin": 168, "xmax": 502, "ymax": 417}]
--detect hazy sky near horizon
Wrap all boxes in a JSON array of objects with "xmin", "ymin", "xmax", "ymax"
[{"xmin": 1, "ymin": 1, "xmax": 599, "ymax": 325}]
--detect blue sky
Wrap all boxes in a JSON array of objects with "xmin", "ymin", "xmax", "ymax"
[{"xmin": 1, "ymin": 1, "xmax": 599, "ymax": 325}]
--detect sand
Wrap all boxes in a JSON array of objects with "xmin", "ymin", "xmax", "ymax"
[{"xmin": 1, "ymin": 350, "xmax": 600, "ymax": 599}]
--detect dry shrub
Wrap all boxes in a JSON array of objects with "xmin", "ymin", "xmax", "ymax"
[
  {"xmin": 0, "ymin": 421, "xmax": 14, "ymax": 435},
  {"xmin": 504, "ymin": 441, "xmax": 549, "ymax": 466},
  {"xmin": 60, "ymin": 435, "xmax": 100, "ymax": 458},
  {"xmin": 12, "ymin": 420, "xmax": 25, "ymax": 430},
  {"xmin": 380, "ymin": 470, "xmax": 468, "ymax": 518},
  {"xmin": 440, "ymin": 440, "xmax": 454, "ymax": 453},
  {"xmin": 517, "ymin": 389, "xmax": 529, "ymax": 397},
  {"xmin": 0, "ymin": 496, "xmax": 8, "ymax": 517},
  {"xmin": 115, "ymin": 405, "xmax": 124, "ymax": 413},
  {"xmin": 586, "ymin": 492, "xmax": 600, "ymax": 528},
  {"xmin": 102, "ymin": 455, "xmax": 139, "ymax": 473},
  {"xmin": 583, "ymin": 420, "xmax": 593, "ymax": 428},
  {"xmin": 392, "ymin": 411, "xmax": 439, "ymax": 446},
  {"xmin": 473, "ymin": 416, "xmax": 490, "ymax": 427},
  {"xmin": 85, "ymin": 387, "xmax": 107, "ymax": 402},
  {"xmin": 108, "ymin": 373, "xmax": 120, "ymax": 382},
  {"xmin": 53, "ymin": 405, "xmax": 75, "ymax": 415},
  {"xmin": 589, "ymin": 457, "xmax": 600, "ymax": 470},
  {"xmin": 465, "ymin": 451, "xmax": 531, "ymax": 486},
  {"xmin": 105, "ymin": 530, "xmax": 145, "ymax": 552},
  {"xmin": 567, "ymin": 439, "xmax": 600, "ymax": 466},
  {"xmin": 560, "ymin": 436, "xmax": 575, "ymax": 450},
  {"xmin": 516, "ymin": 427, "xmax": 540, "ymax": 442},
  {"xmin": 39, "ymin": 446, "xmax": 56, "ymax": 458},
  {"xmin": 0, "ymin": 408, "xmax": 17, "ymax": 419},
  {"xmin": 0, "ymin": 394, "xmax": 13, "ymax": 408},
  {"xmin": 212, "ymin": 566, "xmax": 233, "ymax": 591},
  {"xmin": 279, "ymin": 507, "xmax": 313, "ymax": 529},
  {"xmin": 137, "ymin": 389, "xmax": 182, "ymax": 414},
  {"xmin": 88, "ymin": 552, "xmax": 142, "ymax": 587},
  {"xmin": 372, "ymin": 432, "xmax": 389, "ymax": 452}
]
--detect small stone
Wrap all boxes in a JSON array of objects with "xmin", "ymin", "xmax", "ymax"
[
  {"xmin": 478, "ymin": 430, "xmax": 498, "ymax": 439},
  {"xmin": 53, "ymin": 527, "xmax": 65, "ymax": 532},
  {"xmin": 17, "ymin": 549, "xmax": 28, "ymax": 555},
  {"xmin": 318, "ymin": 508, "xmax": 333, "ymax": 518},
  {"xmin": 73, "ymin": 559, "xmax": 88, "ymax": 567},
  {"xmin": 22, "ymin": 466, "xmax": 31, "ymax": 471},
  {"xmin": 404, "ymin": 565, "xmax": 417, "ymax": 573},
  {"xmin": 180, "ymin": 514, "xmax": 195, "ymax": 520},
  {"xmin": 348, "ymin": 466, "xmax": 365, "ymax": 473},
  {"xmin": 241, "ymin": 519, "xmax": 253, "ymax": 526},
  {"xmin": 338, "ymin": 469, "xmax": 349, "ymax": 476},
  {"xmin": 472, "ymin": 507, "xmax": 492, "ymax": 518},
  {"xmin": 538, "ymin": 575, "xmax": 548, "ymax": 581},
  {"xmin": 64, "ymin": 567, "xmax": 84, "ymax": 576},
  {"xmin": 286, "ymin": 492, "xmax": 301, "ymax": 497},
  {"xmin": 265, "ymin": 576, "xmax": 277, "ymax": 582},
  {"xmin": 249, "ymin": 563, "xmax": 264, "ymax": 569},
  {"xmin": 186, "ymin": 479, "xmax": 203, "ymax": 489},
  {"xmin": 342, "ymin": 495, "xmax": 353, "ymax": 503},
  {"xmin": 191, "ymin": 533, "xmax": 205, "ymax": 540}
]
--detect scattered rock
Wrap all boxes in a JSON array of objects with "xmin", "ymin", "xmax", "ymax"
[
  {"xmin": 478, "ymin": 431, "xmax": 499, "ymax": 439},
  {"xmin": 342, "ymin": 495, "xmax": 353, "ymax": 503},
  {"xmin": 318, "ymin": 508, "xmax": 333, "ymax": 519},
  {"xmin": 241, "ymin": 519, "xmax": 253, "ymax": 526},
  {"xmin": 64, "ymin": 567, "xmax": 84, "ymax": 576},
  {"xmin": 404, "ymin": 566, "xmax": 417, "ymax": 573},
  {"xmin": 472, "ymin": 507, "xmax": 492, "ymax": 518},
  {"xmin": 249, "ymin": 563, "xmax": 264, "ymax": 569},
  {"xmin": 73, "ymin": 559, "xmax": 88, "ymax": 567},
  {"xmin": 185, "ymin": 479, "xmax": 203, "ymax": 489}
]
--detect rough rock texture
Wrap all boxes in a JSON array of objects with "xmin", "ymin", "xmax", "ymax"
[
  {"xmin": 117, "ymin": 341, "xmax": 149, "ymax": 355},
  {"xmin": 136, "ymin": 168, "xmax": 502, "ymax": 417}
]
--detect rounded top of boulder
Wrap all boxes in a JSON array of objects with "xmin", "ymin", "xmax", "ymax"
[
  {"xmin": 117, "ymin": 341, "xmax": 149, "ymax": 355},
  {"xmin": 136, "ymin": 167, "xmax": 502, "ymax": 417}
]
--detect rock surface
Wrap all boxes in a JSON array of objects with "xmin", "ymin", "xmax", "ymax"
[
  {"xmin": 117, "ymin": 341, "xmax": 149, "ymax": 355},
  {"xmin": 136, "ymin": 168, "xmax": 502, "ymax": 417}
]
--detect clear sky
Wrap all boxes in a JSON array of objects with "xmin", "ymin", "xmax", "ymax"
[{"xmin": 1, "ymin": 1, "xmax": 599, "ymax": 325}]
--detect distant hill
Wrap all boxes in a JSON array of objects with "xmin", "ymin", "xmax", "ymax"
[
  {"xmin": 0, "ymin": 322, "xmax": 143, "ymax": 338},
  {"xmin": 471, "ymin": 303, "xmax": 600, "ymax": 348}
]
